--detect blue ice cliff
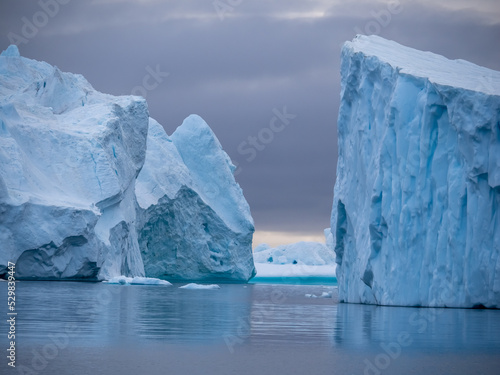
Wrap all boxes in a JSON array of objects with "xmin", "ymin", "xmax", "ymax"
[
  {"xmin": 0, "ymin": 45, "xmax": 255, "ymax": 281},
  {"xmin": 331, "ymin": 35, "xmax": 500, "ymax": 308},
  {"xmin": 135, "ymin": 117, "xmax": 255, "ymax": 281}
]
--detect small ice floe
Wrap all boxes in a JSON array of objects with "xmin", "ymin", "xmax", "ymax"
[
  {"xmin": 179, "ymin": 283, "xmax": 220, "ymax": 290},
  {"xmin": 104, "ymin": 276, "xmax": 172, "ymax": 286},
  {"xmin": 305, "ymin": 291, "xmax": 332, "ymax": 298}
]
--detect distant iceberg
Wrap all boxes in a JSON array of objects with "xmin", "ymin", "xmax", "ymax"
[
  {"xmin": 331, "ymin": 35, "xmax": 500, "ymax": 308},
  {"xmin": 253, "ymin": 241, "xmax": 335, "ymax": 266},
  {"xmin": 253, "ymin": 241, "xmax": 336, "ymax": 280}
]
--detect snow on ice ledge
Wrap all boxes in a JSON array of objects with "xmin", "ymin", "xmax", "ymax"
[{"xmin": 331, "ymin": 35, "xmax": 500, "ymax": 308}]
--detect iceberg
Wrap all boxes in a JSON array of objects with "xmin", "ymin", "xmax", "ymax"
[
  {"xmin": 135, "ymin": 116, "xmax": 255, "ymax": 282},
  {"xmin": 253, "ymin": 241, "xmax": 335, "ymax": 266},
  {"xmin": 0, "ymin": 45, "xmax": 255, "ymax": 282},
  {"xmin": 331, "ymin": 35, "xmax": 500, "ymax": 308},
  {"xmin": 253, "ymin": 241, "xmax": 336, "ymax": 280},
  {"xmin": 0, "ymin": 45, "xmax": 148, "ymax": 280}
]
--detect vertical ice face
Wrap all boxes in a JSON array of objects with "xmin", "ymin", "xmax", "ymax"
[
  {"xmin": 331, "ymin": 35, "xmax": 500, "ymax": 308},
  {"xmin": 135, "ymin": 116, "xmax": 255, "ymax": 282},
  {"xmin": 0, "ymin": 46, "xmax": 149, "ymax": 280}
]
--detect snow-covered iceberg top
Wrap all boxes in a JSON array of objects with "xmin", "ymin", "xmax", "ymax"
[
  {"xmin": 331, "ymin": 35, "xmax": 500, "ymax": 308},
  {"xmin": 0, "ymin": 45, "xmax": 147, "ymax": 210}
]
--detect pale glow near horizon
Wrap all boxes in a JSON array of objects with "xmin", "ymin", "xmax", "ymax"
[{"xmin": 253, "ymin": 230, "xmax": 328, "ymax": 249}]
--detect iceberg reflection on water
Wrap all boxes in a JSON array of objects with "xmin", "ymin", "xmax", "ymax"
[{"xmin": 1, "ymin": 281, "xmax": 499, "ymax": 374}]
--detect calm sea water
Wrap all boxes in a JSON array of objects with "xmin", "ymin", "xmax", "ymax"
[{"xmin": 1, "ymin": 281, "xmax": 499, "ymax": 375}]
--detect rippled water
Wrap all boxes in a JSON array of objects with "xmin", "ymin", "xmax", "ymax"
[{"xmin": 1, "ymin": 281, "xmax": 499, "ymax": 374}]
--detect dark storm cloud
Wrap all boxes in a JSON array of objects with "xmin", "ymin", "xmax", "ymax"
[{"xmin": 0, "ymin": 0, "xmax": 499, "ymax": 236}]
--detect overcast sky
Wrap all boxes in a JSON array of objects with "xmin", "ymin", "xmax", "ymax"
[{"xmin": 1, "ymin": 0, "xmax": 499, "ymax": 246}]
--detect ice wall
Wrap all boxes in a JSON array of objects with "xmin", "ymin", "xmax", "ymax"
[
  {"xmin": 331, "ymin": 35, "xmax": 500, "ymax": 308},
  {"xmin": 135, "ymin": 117, "xmax": 255, "ymax": 281}
]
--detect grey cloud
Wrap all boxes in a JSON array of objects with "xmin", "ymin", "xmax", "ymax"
[{"xmin": 0, "ymin": 0, "xmax": 499, "ymax": 236}]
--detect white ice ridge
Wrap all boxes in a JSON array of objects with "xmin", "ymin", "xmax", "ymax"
[
  {"xmin": 331, "ymin": 35, "xmax": 500, "ymax": 308},
  {"xmin": 0, "ymin": 45, "xmax": 255, "ymax": 282}
]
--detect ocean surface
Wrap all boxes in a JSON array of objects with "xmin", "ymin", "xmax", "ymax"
[{"xmin": 1, "ymin": 281, "xmax": 499, "ymax": 375}]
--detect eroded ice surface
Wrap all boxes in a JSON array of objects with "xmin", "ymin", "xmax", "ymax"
[
  {"xmin": 0, "ymin": 46, "xmax": 255, "ymax": 282},
  {"xmin": 331, "ymin": 35, "xmax": 500, "ymax": 308},
  {"xmin": 0, "ymin": 45, "xmax": 148, "ymax": 280},
  {"xmin": 253, "ymin": 241, "xmax": 334, "ymax": 266},
  {"xmin": 135, "ymin": 117, "xmax": 255, "ymax": 282}
]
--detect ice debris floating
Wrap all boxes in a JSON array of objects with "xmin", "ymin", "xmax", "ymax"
[
  {"xmin": 105, "ymin": 276, "xmax": 172, "ymax": 285},
  {"xmin": 0, "ymin": 45, "xmax": 255, "ymax": 282},
  {"xmin": 305, "ymin": 291, "xmax": 332, "ymax": 299},
  {"xmin": 331, "ymin": 35, "xmax": 500, "ymax": 308},
  {"xmin": 179, "ymin": 283, "xmax": 220, "ymax": 290}
]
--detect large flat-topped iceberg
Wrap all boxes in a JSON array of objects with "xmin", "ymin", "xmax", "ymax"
[{"xmin": 331, "ymin": 35, "xmax": 500, "ymax": 308}]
